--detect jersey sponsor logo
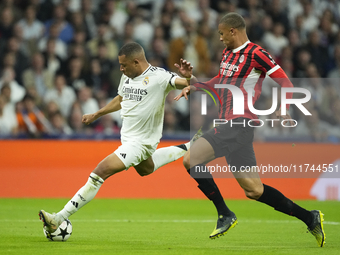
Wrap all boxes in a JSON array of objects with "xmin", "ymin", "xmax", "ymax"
[
  {"xmin": 220, "ymin": 63, "xmax": 240, "ymax": 77},
  {"xmin": 220, "ymin": 63, "xmax": 240, "ymax": 72},
  {"xmin": 122, "ymin": 86, "xmax": 148, "ymax": 101},
  {"xmin": 122, "ymin": 87, "xmax": 148, "ymax": 95},
  {"xmin": 120, "ymin": 153, "xmax": 126, "ymax": 159},
  {"xmin": 143, "ymin": 77, "xmax": 149, "ymax": 86}
]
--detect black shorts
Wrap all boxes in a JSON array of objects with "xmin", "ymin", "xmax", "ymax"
[{"xmin": 201, "ymin": 118, "xmax": 256, "ymax": 169}]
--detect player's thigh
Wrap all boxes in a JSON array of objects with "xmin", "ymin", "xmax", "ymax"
[
  {"xmin": 188, "ymin": 137, "xmax": 216, "ymax": 166},
  {"xmin": 116, "ymin": 142, "xmax": 157, "ymax": 176},
  {"xmin": 134, "ymin": 157, "xmax": 154, "ymax": 176},
  {"xmin": 189, "ymin": 123, "xmax": 244, "ymax": 168},
  {"xmin": 93, "ymin": 153, "xmax": 126, "ymax": 180}
]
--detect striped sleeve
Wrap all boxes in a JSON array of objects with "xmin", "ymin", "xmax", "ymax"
[
  {"xmin": 269, "ymin": 67, "xmax": 294, "ymax": 108},
  {"xmin": 253, "ymin": 48, "xmax": 278, "ymax": 74}
]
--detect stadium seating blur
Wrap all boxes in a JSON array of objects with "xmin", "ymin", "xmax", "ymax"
[{"xmin": 0, "ymin": 0, "xmax": 339, "ymax": 142}]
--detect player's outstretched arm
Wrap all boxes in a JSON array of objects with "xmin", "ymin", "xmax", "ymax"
[
  {"xmin": 174, "ymin": 77, "xmax": 191, "ymax": 89},
  {"xmin": 174, "ymin": 85, "xmax": 197, "ymax": 101},
  {"xmin": 173, "ymin": 58, "xmax": 199, "ymax": 89},
  {"xmin": 174, "ymin": 58, "xmax": 198, "ymax": 83},
  {"xmin": 268, "ymin": 67, "xmax": 295, "ymax": 127},
  {"xmin": 82, "ymin": 95, "xmax": 122, "ymax": 125},
  {"xmin": 174, "ymin": 58, "xmax": 192, "ymax": 78}
]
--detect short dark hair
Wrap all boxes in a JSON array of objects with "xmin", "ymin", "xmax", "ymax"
[
  {"xmin": 118, "ymin": 42, "xmax": 144, "ymax": 58},
  {"xmin": 219, "ymin": 12, "xmax": 246, "ymax": 29}
]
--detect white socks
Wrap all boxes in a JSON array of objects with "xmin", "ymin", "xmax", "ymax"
[
  {"xmin": 152, "ymin": 142, "xmax": 190, "ymax": 171},
  {"xmin": 56, "ymin": 143, "xmax": 190, "ymax": 220},
  {"xmin": 58, "ymin": 172, "xmax": 104, "ymax": 220}
]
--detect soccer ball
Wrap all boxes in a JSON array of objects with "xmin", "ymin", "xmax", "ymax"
[{"xmin": 43, "ymin": 219, "xmax": 72, "ymax": 241}]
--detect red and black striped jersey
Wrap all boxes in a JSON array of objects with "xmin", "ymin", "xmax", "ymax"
[{"xmin": 205, "ymin": 41, "xmax": 292, "ymax": 120}]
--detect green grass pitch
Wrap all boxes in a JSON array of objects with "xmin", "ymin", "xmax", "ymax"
[{"xmin": 0, "ymin": 198, "xmax": 339, "ymax": 255}]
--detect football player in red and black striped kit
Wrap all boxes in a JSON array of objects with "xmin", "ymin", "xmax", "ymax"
[{"xmin": 175, "ymin": 12, "xmax": 325, "ymax": 247}]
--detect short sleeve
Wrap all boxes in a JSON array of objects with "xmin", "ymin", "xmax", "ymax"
[
  {"xmin": 157, "ymin": 68, "xmax": 179, "ymax": 90},
  {"xmin": 117, "ymin": 74, "xmax": 127, "ymax": 97},
  {"xmin": 253, "ymin": 48, "xmax": 280, "ymax": 75}
]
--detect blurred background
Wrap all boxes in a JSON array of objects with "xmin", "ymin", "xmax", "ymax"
[{"xmin": 0, "ymin": 0, "xmax": 339, "ymax": 142}]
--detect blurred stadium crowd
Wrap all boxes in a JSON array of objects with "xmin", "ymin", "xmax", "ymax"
[{"xmin": 0, "ymin": 0, "xmax": 339, "ymax": 142}]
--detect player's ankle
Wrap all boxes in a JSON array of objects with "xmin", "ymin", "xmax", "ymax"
[{"xmin": 56, "ymin": 212, "xmax": 67, "ymax": 222}]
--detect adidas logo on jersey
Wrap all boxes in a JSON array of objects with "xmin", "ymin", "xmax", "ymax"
[
  {"xmin": 120, "ymin": 153, "xmax": 126, "ymax": 159},
  {"xmin": 125, "ymin": 79, "xmax": 129, "ymax": 84}
]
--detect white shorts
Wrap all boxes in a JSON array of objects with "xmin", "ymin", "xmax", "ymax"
[{"xmin": 114, "ymin": 141, "xmax": 158, "ymax": 169}]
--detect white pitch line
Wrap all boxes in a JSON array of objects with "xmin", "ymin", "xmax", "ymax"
[{"xmin": 1, "ymin": 219, "xmax": 339, "ymax": 225}]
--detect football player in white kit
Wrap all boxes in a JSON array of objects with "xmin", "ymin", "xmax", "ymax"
[{"xmin": 39, "ymin": 42, "xmax": 198, "ymax": 233}]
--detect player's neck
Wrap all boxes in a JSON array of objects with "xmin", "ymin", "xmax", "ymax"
[
  {"xmin": 232, "ymin": 34, "xmax": 249, "ymax": 50},
  {"xmin": 136, "ymin": 62, "xmax": 150, "ymax": 77}
]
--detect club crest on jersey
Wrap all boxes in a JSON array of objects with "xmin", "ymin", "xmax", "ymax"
[
  {"xmin": 239, "ymin": 55, "xmax": 244, "ymax": 63},
  {"xmin": 143, "ymin": 77, "xmax": 149, "ymax": 86}
]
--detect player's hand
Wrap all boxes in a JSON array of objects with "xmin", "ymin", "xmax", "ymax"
[
  {"xmin": 82, "ymin": 113, "xmax": 96, "ymax": 125},
  {"xmin": 174, "ymin": 85, "xmax": 196, "ymax": 101},
  {"xmin": 275, "ymin": 109, "xmax": 295, "ymax": 126},
  {"xmin": 174, "ymin": 58, "xmax": 193, "ymax": 78}
]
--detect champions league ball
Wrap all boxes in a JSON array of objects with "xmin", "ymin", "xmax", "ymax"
[{"xmin": 43, "ymin": 219, "xmax": 72, "ymax": 241}]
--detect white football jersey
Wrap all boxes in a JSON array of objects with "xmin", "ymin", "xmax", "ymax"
[{"xmin": 118, "ymin": 65, "xmax": 178, "ymax": 145}]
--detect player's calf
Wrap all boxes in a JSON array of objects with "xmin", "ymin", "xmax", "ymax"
[{"xmin": 183, "ymin": 151, "xmax": 190, "ymax": 169}]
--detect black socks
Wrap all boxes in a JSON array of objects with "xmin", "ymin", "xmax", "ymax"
[
  {"xmin": 188, "ymin": 164, "xmax": 232, "ymax": 216},
  {"xmin": 257, "ymin": 184, "xmax": 313, "ymax": 226},
  {"xmin": 187, "ymin": 164, "xmax": 313, "ymax": 226}
]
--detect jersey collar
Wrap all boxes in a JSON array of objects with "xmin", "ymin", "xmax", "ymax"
[{"xmin": 232, "ymin": 40, "xmax": 250, "ymax": 53}]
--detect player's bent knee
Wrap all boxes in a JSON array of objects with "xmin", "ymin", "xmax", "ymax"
[
  {"xmin": 93, "ymin": 166, "xmax": 112, "ymax": 180},
  {"xmin": 136, "ymin": 168, "xmax": 153, "ymax": 177},
  {"xmin": 244, "ymin": 188, "xmax": 263, "ymax": 200}
]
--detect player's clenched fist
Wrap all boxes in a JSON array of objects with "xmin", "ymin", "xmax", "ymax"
[{"xmin": 82, "ymin": 114, "xmax": 96, "ymax": 125}]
